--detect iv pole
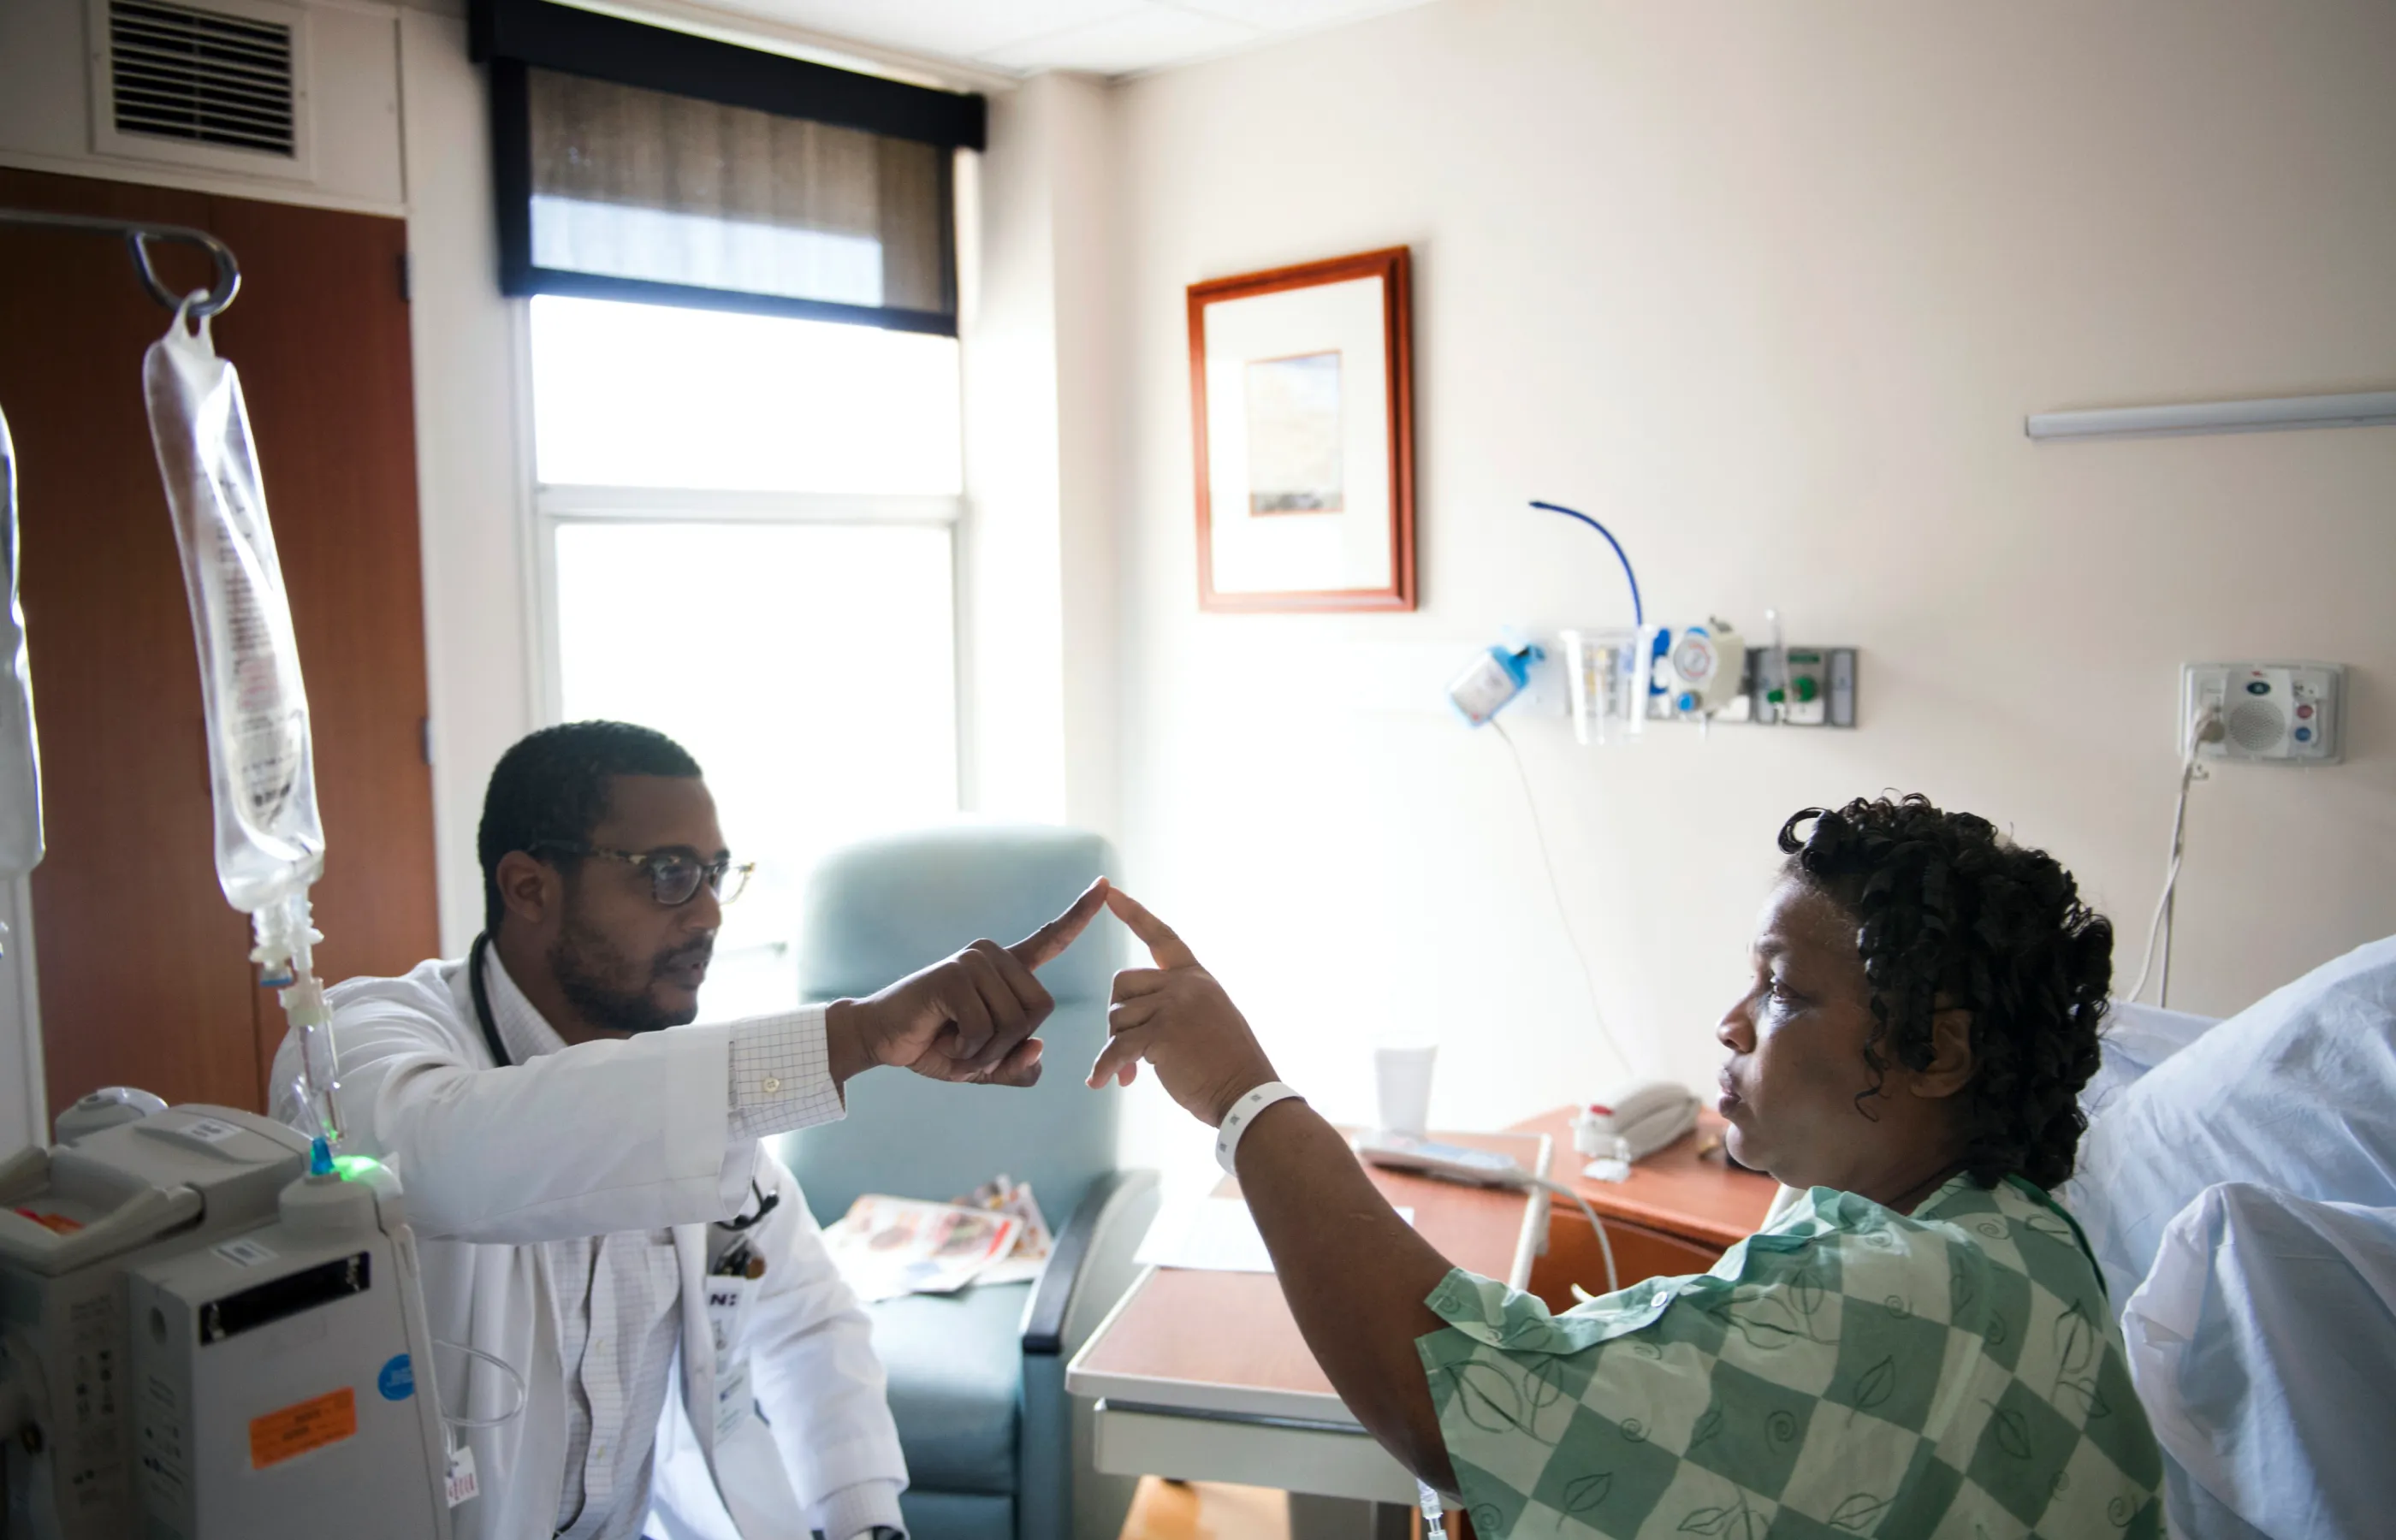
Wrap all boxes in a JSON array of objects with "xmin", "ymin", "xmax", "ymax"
[
  {"xmin": 0, "ymin": 207, "xmax": 242, "ymax": 317},
  {"xmin": 0, "ymin": 209, "xmax": 240, "ymax": 1142}
]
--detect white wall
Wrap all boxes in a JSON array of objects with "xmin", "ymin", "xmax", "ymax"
[
  {"xmin": 397, "ymin": 5, "xmax": 536, "ymax": 955},
  {"xmin": 1105, "ymin": 0, "xmax": 2396, "ymax": 1176},
  {"xmin": 1048, "ymin": 78, "xmax": 1124, "ymax": 841},
  {"xmin": 960, "ymin": 72, "xmax": 1121, "ymax": 834}
]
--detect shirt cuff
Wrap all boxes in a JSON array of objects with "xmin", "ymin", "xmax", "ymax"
[
  {"xmin": 811, "ymin": 1478, "xmax": 904, "ymax": 1540},
  {"xmin": 726, "ymin": 1004, "xmax": 845, "ymax": 1140}
]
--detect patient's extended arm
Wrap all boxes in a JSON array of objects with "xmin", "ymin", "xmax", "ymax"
[{"xmin": 1087, "ymin": 889, "xmax": 1460, "ymax": 1490}]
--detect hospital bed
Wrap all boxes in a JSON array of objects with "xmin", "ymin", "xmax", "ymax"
[{"xmin": 2065, "ymin": 939, "xmax": 2396, "ymax": 1540}]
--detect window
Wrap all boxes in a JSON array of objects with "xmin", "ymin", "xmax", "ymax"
[
  {"xmin": 529, "ymin": 295, "xmax": 961, "ymax": 494},
  {"xmin": 474, "ymin": 0, "xmax": 983, "ymax": 333},
  {"xmin": 530, "ymin": 294, "xmax": 963, "ymax": 1018}
]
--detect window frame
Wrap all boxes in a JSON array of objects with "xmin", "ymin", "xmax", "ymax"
[{"xmin": 512, "ymin": 300, "xmax": 971, "ymax": 826}]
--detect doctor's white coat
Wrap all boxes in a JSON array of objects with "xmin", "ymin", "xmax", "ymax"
[{"xmin": 270, "ymin": 957, "xmax": 905, "ymax": 1540}]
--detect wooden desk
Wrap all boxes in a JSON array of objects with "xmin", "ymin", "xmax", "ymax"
[
  {"xmin": 1066, "ymin": 1128, "xmax": 1548, "ymax": 1507},
  {"xmin": 1065, "ymin": 1112, "xmax": 1780, "ymax": 1523},
  {"xmin": 1507, "ymin": 1105, "xmax": 1779, "ymax": 1308}
]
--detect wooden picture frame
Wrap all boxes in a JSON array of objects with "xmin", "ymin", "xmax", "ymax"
[{"xmin": 1189, "ymin": 246, "xmax": 1415, "ymax": 612}]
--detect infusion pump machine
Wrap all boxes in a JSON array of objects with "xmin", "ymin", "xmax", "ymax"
[{"xmin": 0, "ymin": 1102, "xmax": 453, "ymax": 1539}]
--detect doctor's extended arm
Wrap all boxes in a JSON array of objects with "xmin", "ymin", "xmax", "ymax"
[
  {"xmin": 1086, "ymin": 890, "xmax": 1459, "ymax": 1490},
  {"xmin": 279, "ymin": 881, "xmax": 1109, "ymax": 1244}
]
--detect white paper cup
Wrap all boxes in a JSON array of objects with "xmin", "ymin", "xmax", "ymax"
[{"xmin": 1375, "ymin": 1045, "xmax": 1438, "ymax": 1135}]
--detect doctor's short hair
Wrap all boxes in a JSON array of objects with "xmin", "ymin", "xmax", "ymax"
[
  {"xmin": 477, "ymin": 721, "xmax": 703, "ymax": 933},
  {"xmin": 1777, "ymin": 794, "xmax": 2113, "ymax": 1193}
]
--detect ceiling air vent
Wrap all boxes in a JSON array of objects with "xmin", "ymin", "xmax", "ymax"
[{"xmin": 107, "ymin": 0, "xmax": 297, "ymax": 157}]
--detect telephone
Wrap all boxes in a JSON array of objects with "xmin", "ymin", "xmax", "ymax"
[{"xmin": 1572, "ymin": 1081, "xmax": 1700, "ymax": 1169}]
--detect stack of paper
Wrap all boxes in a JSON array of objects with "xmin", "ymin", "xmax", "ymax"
[{"xmin": 1133, "ymin": 1196, "xmax": 1414, "ymax": 1274}]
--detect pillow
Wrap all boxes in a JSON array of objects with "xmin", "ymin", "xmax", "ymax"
[
  {"xmin": 2078, "ymin": 999, "xmax": 2221, "ymax": 1122},
  {"xmin": 2120, "ymin": 1182, "xmax": 2396, "ymax": 1539},
  {"xmin": 2067, "ymin": 934, "xmax": 2396, "ymax": 1307}
]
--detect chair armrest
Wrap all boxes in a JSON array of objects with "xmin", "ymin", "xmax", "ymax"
[{"xmin": 1021, "ymin": 1168, "xmax": 1161, "ymax": 1356}]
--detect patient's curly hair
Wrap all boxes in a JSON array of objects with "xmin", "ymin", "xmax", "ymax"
[{"xmin": 1777, "ymin": 795, "xmax": 2112, "ymax": 1191}]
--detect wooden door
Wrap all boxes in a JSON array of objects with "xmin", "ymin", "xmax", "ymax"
[{"xmin": 0, "ymin": 168, "xmax": 439, "ymax": 1120}]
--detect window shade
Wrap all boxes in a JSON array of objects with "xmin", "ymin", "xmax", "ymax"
[{"xmin": 474, "ymin": 0, "xmax": 982, "ymax": 334}]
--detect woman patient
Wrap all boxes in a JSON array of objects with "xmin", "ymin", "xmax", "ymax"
[{"xmin": 1089, "ymin": 795, "xmax": 2164, "ymax": 1538}]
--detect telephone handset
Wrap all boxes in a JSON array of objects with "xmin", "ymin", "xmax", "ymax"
[{"xmin": 1573, "ymin": 1081, "xmax": 1701, "ymax": 1165}]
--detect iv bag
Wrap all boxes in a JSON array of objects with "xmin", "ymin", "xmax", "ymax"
[
  {"xmin": 0, "ymin": 406, "xmax": 40, "ymax": 885},
  {"xmin": 142, "ymin": 300, "xmax": 323, "ymax": 920}
]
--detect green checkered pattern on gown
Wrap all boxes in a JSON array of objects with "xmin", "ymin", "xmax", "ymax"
[{"xmin": 1417, "ymin": 1176, "xmax": 2162, "ymax": 1539}]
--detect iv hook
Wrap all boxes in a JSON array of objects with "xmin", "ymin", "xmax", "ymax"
[{"xmin": 0, "ymin": 208, "xmax": 242, "ymax": 319}]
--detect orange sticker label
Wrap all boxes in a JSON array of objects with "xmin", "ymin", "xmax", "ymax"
[{"xmin": 248, "ymin": 1388, "xmax": 356, "ymax": 1470}]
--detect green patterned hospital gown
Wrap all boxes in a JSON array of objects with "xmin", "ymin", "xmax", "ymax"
[{"xmin": 1417, "ymin": 1176, "xmax": 2162, "ymax": 1539}]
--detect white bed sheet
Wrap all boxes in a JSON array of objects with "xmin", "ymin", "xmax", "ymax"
[
  {"xmin": 2121, "ymin": 1183, "xmax": 2396, "ymax": 1540},
  {"xmin": 2062, "ymin": 939, "xmax": 2396, "ymax": 1540},
  {"xmin": 2069, "ymin": 936, "xmax": 2396, "ymax": 1308}
]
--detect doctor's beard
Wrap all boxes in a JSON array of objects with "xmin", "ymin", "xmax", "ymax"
[{"xmin": 549, "ymin": 909, "xmax": 713, "ymax": 1035}]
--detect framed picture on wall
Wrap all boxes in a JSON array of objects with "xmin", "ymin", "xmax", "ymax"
[{"xmin": 1188, "ymin": 246, "xmax": 1415, "ymax": 612}]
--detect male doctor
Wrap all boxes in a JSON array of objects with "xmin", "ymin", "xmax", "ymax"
[{"xmin": 270, "ymin": 721, "xmax": 1106, "ymax": 1540}]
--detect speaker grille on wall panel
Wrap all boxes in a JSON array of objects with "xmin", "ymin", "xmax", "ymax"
[
  {"xmin": 109, "ymin": 0, "xmax": 296, "ymax": 157},
  {"xmin": 2227, "ymin": 699, "xmax": 2286, "ymax": 754}
]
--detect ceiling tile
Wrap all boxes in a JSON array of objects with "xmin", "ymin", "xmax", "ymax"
[
  {"xmin": 613, "ymin": 0, "xmax": 1435, "ymax": 78},
  {"xmin": 1176, "ymin": 0, "xmax": 1431, "ymax": 33},
  {"xmin": 723, "ymin": 0, "xmax": 1142, "ymax": 60},
  {"xmin": 980, "ymin": 3, "xmax": 1261, "ymax": 74}
]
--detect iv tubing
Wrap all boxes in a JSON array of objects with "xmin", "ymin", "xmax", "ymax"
[
  {"xmin": 1418, "ymin": 1481, "xmax": 1449, "ymax": 1539},
  {"xmin": 432, "ymin": 1337, "xmax": 530, "ymax": 1430},
  {"xmin": 1531, "ymin": 500, "xmax": 1643, "ymax": 625}
]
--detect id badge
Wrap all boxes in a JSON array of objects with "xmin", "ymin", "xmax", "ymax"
[{"xmin": 706, "ymin": 1274, "xmax": 756, "ymax": 1442}]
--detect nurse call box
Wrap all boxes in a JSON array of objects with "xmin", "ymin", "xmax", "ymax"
[{"xmin": 2183, "ymin": 662, "xmax": 2344, "ymax": 765}]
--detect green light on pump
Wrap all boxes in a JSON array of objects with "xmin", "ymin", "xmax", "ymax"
[{"xmin": 333, "ymin": 1154, "xmax": 383, "ymax": 1182}]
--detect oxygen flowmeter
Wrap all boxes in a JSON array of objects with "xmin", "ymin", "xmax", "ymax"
[{"xmin": 1664, "ymin": 619, "xmax": 1746, "ymax": 717}]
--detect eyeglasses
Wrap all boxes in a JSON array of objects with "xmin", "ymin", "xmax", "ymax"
[{"xmin": 532, "ymin": 841, "xmax": 755, "ymax": 908}]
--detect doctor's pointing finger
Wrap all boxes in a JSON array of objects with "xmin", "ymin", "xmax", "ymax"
[{"xmin": 826, "ymin": 877, "xmax": 1112, "ymax": 1088}]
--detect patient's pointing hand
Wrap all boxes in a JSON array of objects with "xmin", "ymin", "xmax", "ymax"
[
  {"xmin": 1087, "ymin": 890, "xmax": 1278, "ymax": 1128},
  {"xmin": 827, "ymin": 878, "xmax": 1109, "ymax": 1090}
]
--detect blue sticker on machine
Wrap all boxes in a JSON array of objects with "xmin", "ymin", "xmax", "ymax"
[{"xmin": 378, "ymin": 1353, "xmax": 415, "ymax": 1401}]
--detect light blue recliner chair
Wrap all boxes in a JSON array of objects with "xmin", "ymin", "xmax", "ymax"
[{"xmin": 773, "ymin": 825, "xmax": 1159, "ymax": 1540}]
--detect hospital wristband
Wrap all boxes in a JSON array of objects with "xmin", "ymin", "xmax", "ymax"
[{"xmin": 1216, "ymin": 1081, "xmax": 1307, "ymax": 1176}]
